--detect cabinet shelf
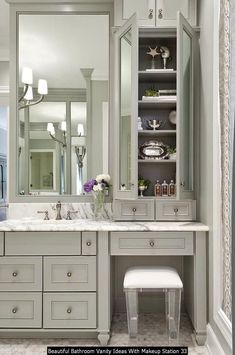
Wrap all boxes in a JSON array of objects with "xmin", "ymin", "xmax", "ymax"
[
  {"xmin": 138, "ymin": 159, "xmax": 176, "ymax": 164},
  {"xmin": 138, "ymin": 130, "xmax": 176, "ymax": 136},
  {"xmin": 138, "ymin": 70, "xmax": 177, "ymax": 83},
  {"xmin": 138, "ymin": 99, "xmax": 176, "ymax": 109}
]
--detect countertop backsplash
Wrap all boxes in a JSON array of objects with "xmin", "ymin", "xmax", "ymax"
[{"xmin": 7, "ymin": 203, "xmax": 113, "ymax": 220}]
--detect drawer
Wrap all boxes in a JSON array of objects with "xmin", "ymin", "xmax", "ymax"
[
  {"xmin": 113, "ymin": 199, "xmax": 154, "ymax": 221},
  {"xmin": 0, "ymin": 257, "xmax": 42, "ymax": 291},
  {"xmin": 5, "ymin": 232, "xmax": 81, "ymax": 255},
  {"xmin": 155, "ymin": 201, "xmax": 196, "ymax": 221},
  {"xmin": 0, "ymin": 232, "xmax": 3, "ymax": 255},
  {"xmin": 82, "ymin": 232, "xmax": 96, "ymax": 255},
  {"xmin": 110, "ymin": 232, "xmax": 194, "ymax": 255},
  {"xmin": 44, "ymin": 256, "xmax": 96, "ymax": 291},
  {"xmin": 43, "ymin": 293, "xmax": 96, "ymax": 328},
  {"xmin": 0, "ymin": 292, "xmax": 42, "ymax": 328}
]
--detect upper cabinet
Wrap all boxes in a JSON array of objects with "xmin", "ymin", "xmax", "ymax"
[
  {"xmin": 113, "ymin": 12, "xmax": 197, "ymax": 205},
  {"xmin": 114, "ymin": 0, "xmax": 197, "ymax": 28}
]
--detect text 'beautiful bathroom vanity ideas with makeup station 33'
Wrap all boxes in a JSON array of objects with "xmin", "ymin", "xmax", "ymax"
[{"xmin": 0, "ymin": 0, "xmax": 209, "ymax": 347}]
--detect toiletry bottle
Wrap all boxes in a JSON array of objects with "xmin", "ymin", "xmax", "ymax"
[
  {"xmin": 169, "ymin": 179, "xmax": 176, "ymax": 196},
  {"xmin": 161, "ymin": 180, "xmax": 168, "ymax": 196},
  {"xmin": 154, "ymin": 180, "xmax": 161, "ymax": 197}
]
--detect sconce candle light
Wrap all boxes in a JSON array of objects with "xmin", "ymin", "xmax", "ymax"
[
  {"xmin": 18, "ymin": 67, "xmax": 48, "ymax": 110},
  {"xmin": 47, "ymin": 121, "xmax": 67, "ymax": 147}
]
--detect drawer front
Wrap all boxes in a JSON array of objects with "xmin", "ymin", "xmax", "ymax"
[
  {"xmin": 0, "ymin": 292, "xmax": 42, "ymax": 328},
  {"xmin": 5, "ymin": 232, "xmax": 81, "ymax": 255},
  {"xmin": 156, "ymin": 201, "xmax": 196, "ymax": 221},
  {"xmin": 43, "ymin": 293, "xmax": 96, "ymax": 328},
  {"xmin": 110, "ymin": 232, "xmax": 193, "ymax": 255},
  {"xmin": 0, "ymin": 257, "xmax": 42, "ymax": 291},
  {"xmin": 82, "ymin": 232, "xmax": 97, "ymax": 255},
  {"xmin": 44, "ymin": 256, "xmax": 96, "ymax": 291},
  {"xmin": 0, "ymin": 232, "xmax": 3, "ymax": 256},
  {"xmin": 113, "ymin": 199, "xmax": 154, "ymax": 221}
]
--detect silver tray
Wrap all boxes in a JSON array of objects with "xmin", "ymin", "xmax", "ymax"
[{"xmin": 138, "ymin": 140, "xmax": 169, "ymax": 160}]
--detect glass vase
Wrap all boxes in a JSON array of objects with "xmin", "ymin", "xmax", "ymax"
[{"xmin": 92, "ymin": 190, "xmax": 105, "ymax": 220}]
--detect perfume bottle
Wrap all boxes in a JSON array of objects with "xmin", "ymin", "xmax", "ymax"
[
  {"xmin": 154, "ymin": 180, "xmax": 161, "ymax": 197},
  {"xmin": 161, "ymin": 180, "xmax": 168, "ymax": 196},
  {"xmin": 169, "ymin": 180, "xmax": 176, "ymax": 196}
]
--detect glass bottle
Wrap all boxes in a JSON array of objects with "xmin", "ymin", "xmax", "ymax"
[
  {"xmin": 161, "ymin": 180, "xmax": 168, "ymax": 197},
  {"xmin": 154, "ymin": 180, "xmax": 161, "ymax": 197},
  {"xmin": 169, "ymin": 179, "xmax": 176, "ymax": 196}
]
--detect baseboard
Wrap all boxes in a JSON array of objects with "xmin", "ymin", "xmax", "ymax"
[{"xmin": 206, "ymin": 324, "xmax": 226, "ymax": 355}]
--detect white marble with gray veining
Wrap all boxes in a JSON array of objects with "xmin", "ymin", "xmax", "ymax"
[{"xmin": 0, "ymin": 218, "xmax": 209, "ymax": 232}]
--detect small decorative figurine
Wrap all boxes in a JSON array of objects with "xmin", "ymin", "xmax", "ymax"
[
  {"xmin": 160, "ymin": 46, "xmax": 171, "ymax": 69},
  {"xmin": 148, "ymin": 119, "xmax": 162, "ymax": 130},
  {"xmin": 146, "ymin": 46, "xmax": 164, "ymax": 70}
]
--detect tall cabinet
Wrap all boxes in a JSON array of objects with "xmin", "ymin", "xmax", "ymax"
[{"xmin": 113, "ymin": 12, "xmax": 198, "ymax": 221}]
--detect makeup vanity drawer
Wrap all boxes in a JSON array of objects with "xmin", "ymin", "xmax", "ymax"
[
  {"xmin": 110, "ymin": 232, "xmax": 194, "ymax": 255},
  {"xmin": 155, "ymin": 201, "xmax": 196, "ymax": 221},
  {"xmin": 113, "ymin": 199, "xmax": 155, "ymax": 221},
  {"xmin": 5, "ymin": 232, "xmax": 81, "ymax": 255},
  {"xmin": 82, "ymin": 232, "xmax": 97, "ymax": 255},
  {"xmin": 44, "ymin": 256, "xmax": 96, "ymax": 291},
  {"xmin": 0, "ymin": 257, "xmax": 42, "ymax": 291},
  {"xmin": 43, "ymin": 293, "xmax": 96, "ymax": 328},
  {"xmin": 0, "ymin": 232, "xmax": 3, "ymax": 256},
  {"xmin": 0, "ymin": 292, "xmax": 42, "ymax": 328}
]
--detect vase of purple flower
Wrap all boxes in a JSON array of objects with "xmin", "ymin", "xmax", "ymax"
[{"xmin": 83, "ymin": 174, "xmax": 111, "ymax": 220}]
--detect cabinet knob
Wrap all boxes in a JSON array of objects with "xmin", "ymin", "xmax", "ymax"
[
  {"xmin": 149, "ymin": 240, "xmax": 155, "ymax": 247},
  {"xmin": 148, "ymin": 9, "xmax": 154, "ymax": 19},
  {"xmin": 12, "ymin": 307, "xmax": 18, "ymax": 314},
  {"xmin": 67, "ymin": 272, "xmax": 72, "ymax": 277},
  {"xmin": 158, "ymin": 9, "xmax": 163, "ymax": 19},
  {"xmin": 12, "ymin": 271, "xmax": 18, "ymax": 277},
  {"xmin": 174, "ymin": 208, "xmax": 179, "ymax": 214},
  {"xmin": 180, "ymin": 181, "xmax": 185, "ymax": 187},
  {"xmin": 132, "ymin": 207, "xmax": 137, "ymax": 213},
  {"xmin": 67, "ymin": 307, "xmax": 72, "ymax": 314},
  {"xmin": 86, "ymin": 241, "xmax": 92, "ymax": 247}
]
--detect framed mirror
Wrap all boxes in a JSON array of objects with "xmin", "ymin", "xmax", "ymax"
[{"xmin": 15, "ymin": 11, "xmax": 110, "ymax": 198}]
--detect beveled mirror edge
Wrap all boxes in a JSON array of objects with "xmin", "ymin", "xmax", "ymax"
[{"xmin": 8, "ymin": 2, "xmax": 114, "ymax": 203}]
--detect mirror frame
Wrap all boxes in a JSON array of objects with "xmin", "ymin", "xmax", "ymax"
[{"xmin": 7, "ymin": 0, "xmax": 113, "ymax": 202}]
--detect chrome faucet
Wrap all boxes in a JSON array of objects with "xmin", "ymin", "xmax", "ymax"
[{"xmin": 55, "ymin": 201, "xmax": 62, "ymax": 220}]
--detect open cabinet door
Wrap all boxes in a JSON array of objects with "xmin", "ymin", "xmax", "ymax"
[
  {"xmin": 177, "ymin": 12, "xmax": 196, "ymax": 200},
  {"xmin": 113, "ymin": 14, "xmax": 138, "ymax": 199}
]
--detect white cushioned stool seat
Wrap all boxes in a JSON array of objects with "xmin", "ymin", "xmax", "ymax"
[
  {"xmin": 124, "ymin": 266, "xmax": 183, "ymax": 289},
  {"xmin": 123, "ymin": 266, "xmax": 183, "ymax": 344}
]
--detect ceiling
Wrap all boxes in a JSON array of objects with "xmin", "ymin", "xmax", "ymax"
[{"xmin": 19, "ymin": 14, "xmax": 109, "ymax": 89}]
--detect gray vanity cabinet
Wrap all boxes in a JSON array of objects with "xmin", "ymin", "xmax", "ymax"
[
  {"xmin": 0, "ymin": 231, "xmax": 97, "ymax": 330},
  {"xmin": 113, "ymin": 12, "xmax": 197, "ymax": 221}
]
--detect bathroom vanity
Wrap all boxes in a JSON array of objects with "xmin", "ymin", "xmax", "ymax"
[{"xmin": 0, "ymin": 220, "xmax": 208, "ymax": 345}]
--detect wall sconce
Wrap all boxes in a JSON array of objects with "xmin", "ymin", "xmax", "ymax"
[
  {"xmin": 18, "ymin": 67, "xmax": 48, "ymax": 110},
  {"xmin": 47, "ymin": 121, "xmax": 67, "ymax": 147},
  {"xmin": 77, "ymin": 123, "xmax": 84, "ymax": 137}
]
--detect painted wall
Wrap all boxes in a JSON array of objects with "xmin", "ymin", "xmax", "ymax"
[
  {"xmin": 199, "ymin": 0, "xmax": 232, "ymax": 353},
  {"xmin": 0, "ymin": 61, "xmax": 9, "ymax": 87}
]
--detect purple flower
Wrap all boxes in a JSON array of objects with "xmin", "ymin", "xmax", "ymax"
[{"xmin": 83, "ymin": 179, "xmax": 96, "ymax": 193}]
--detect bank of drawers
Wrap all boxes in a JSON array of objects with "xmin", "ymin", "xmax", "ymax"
[{"xmin": 0, "ymin": 232, "xmax": 97, "ymax": 329}]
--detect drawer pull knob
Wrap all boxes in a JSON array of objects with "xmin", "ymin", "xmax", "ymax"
[
  {"xmin": 67, "ymin": 307, "xmax": 72, "ymax": 314},
  {"xmin": 174, "ymin": 208, "xmax": 179, "ymax": 214},
  {"xmin": 132, "ymin": 208, "xmax": 137, "ymax": 213},
  {"xmin": 86, "ymin": 241, "xmax": 92, "ymax": 246},
  {"xmin": 12, "ymin": 272, "xmax": 18, "ymax": 277},
  {"xmin": 67, "ymin": 272, "xmax": 72, "ymax": 277},
  {"xmin": 12, "ymin": 307, "xmax": 18, "ymax": 314},
  {"xmin": 148, "ymin": 9, "xmax": 154, "ymax": 19},
  {"xmin": 149, "ymin": 240, "xmax": 155, "ymax": 247},
  {"xmin": 158, "ymin": 9, "xmax": 163, "ymax": 19}
]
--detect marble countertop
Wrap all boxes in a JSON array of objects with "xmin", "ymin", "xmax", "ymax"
[{"xmin": 0, "ymin": 218, "xmax": 209, "ymax": 232}]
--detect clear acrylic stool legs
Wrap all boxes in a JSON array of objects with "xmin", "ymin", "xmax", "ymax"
[
  {"xmin": 165, "ymin": 289, "xmax": 181, "ymax": 344},
  {"xmin": 125, "ymin": 290, "xmax": 138, "ymax": 337},
  {"xmin": 125, "ymin": 288, "xmax": 181, "ymax": 343}
]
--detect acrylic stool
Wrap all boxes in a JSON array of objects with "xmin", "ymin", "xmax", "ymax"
[{"xmin": 123, "ymin": 266, "xmax": 183, "ymax": 344}]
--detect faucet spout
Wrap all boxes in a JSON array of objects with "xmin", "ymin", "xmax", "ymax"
[{"xmin": 55, "ymin": 200, "xmax": 62, "ymax": 220}]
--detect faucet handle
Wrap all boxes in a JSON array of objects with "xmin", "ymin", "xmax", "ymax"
[
  {"xmin": 37, "ymin": 210, "xmax": 49, "ymax": 220},
  {"xmin": 66, "ymin": 211, "xmax": 78, "ymax": 220}
]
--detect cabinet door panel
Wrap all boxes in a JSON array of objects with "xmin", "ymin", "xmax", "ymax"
[
  {"xmin": 115, "ymin": 0, "xmax": 155, "ymax": 27},
  {"xmin": 156, "ymin": 0, "xmax": 197, "ymax": 27},
  {"xmin": 177, "ymin": 13, "xmax": 196, "ymax": 200},
  {"xmin": 114, "ymin": 14, "xmax": 138, "ymax": 199}
]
